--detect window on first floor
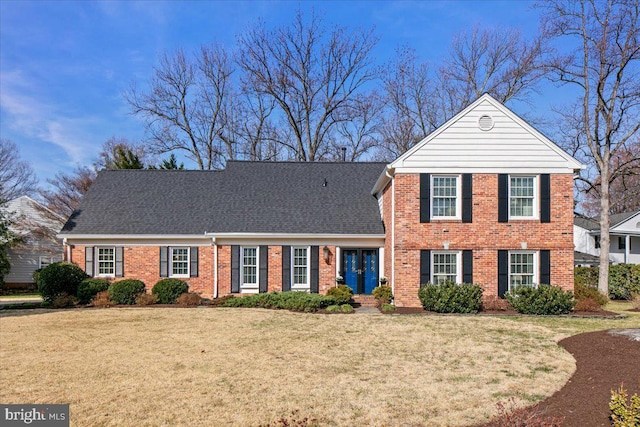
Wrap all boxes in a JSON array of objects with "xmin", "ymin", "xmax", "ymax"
[
  {"xmin": 292, "ymin": 247, "xmax": 309, "ymax": 288},
  {"xmin": 618, "ymin": 236, "xmax": 626, "ymax": 250},
  {"xmin": 171, "ymin": 247, "xmax": 190, "ymax": 277},
  {"xmin": 96, "ymin": 247, "xmax": 115, "ymax": 277},
  {"xmin": 594, "ymin": 235, "xmax": 601, "ymax": 249},
  {"xmin": 241, "ymin": 246, "xmax": 258, "ymax": 289},
  {"xmin": 509, "ymin": 251, "xmax": 537, "ymax": 291},
  {"xmin": 431, "ymin": 251, "xmax": 460, "ymax": 284}
]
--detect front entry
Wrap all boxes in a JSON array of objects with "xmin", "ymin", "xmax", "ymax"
[{"xmin": 342, "ymin": 249, "xmax": 379, "ymax": 294}]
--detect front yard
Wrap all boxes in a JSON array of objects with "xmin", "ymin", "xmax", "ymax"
[{"xmin": 0, "ymin": 306, "xmax": 638, "ymax": 426}]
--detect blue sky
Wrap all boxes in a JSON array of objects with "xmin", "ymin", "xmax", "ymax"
[{"xmin": 1, "ymin": 0, "xmax": 555, "ymax": 186}]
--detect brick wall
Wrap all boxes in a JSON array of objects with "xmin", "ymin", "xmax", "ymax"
[{"xmin": 389, "ymin": 173, "xmax": 575, "ymax": 307}]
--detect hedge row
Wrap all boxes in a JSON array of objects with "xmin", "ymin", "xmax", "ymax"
[
  {"xmin": 221, "ymin": 291, "xmax": 336, "ymax": 312},
  {"xmin": 575, "ymin": 264, "xmax": 640, "ymax": 299}
]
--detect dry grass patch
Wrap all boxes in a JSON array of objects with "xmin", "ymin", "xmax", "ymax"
[{"xmin": 0, "ymin": 308, "xmax": 575, "ymax": 426}]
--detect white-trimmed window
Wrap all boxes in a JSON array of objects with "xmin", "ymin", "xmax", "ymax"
[
  {"xmin": 97, "ymin": 247, "xmax": 115, "ymax": 277},
  {"xmin": 509, "ymin": 176, "xmax": 537, "ymax": 218},
  {"xmin": 39, "ymin": 256, "xmax": 62, "ymax": 269},
  {"xmin": 171, "ymin": 247, "xmax": 190, "ymax": 277},
  {"xmin": 432, "ymin": 251, "xmax": 461, "ymax": 284},
  {"xmin": 292, "ymin": 247, "xmax": 309, "ymax": 289},
  {"xmin": 432, "ymin": 175, "xmax": 460, "ymax": 219},
  {"xmin": 241, "ymin": 246, "xmax": 259, "ymax": 292},
  {"xmin": 509, "ymin": 251, "xmax": 537, "ymax": 290}
]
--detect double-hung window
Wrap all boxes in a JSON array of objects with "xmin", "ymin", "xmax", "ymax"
[
  {"xmin": 431, "ymin": 176, "xmax": 460, "ymax": 219},
  {"xmin": 509, "ymin": 176, "xmax": 537, "ymax": 219},
  {"xmin": 97, "ymin": 247, "xmax": 115, "ymax": 277},
  {"xmin": 292, "ymin": 247, "xmax": 309, "ymax": 289},
  {"xmin": 509, "ymin": 251, "xmax": 537, "ymax": 290},
  {"xmin": 241, "ymin": 247, "xmax": 258, "ymax": 292},
  {"xmin": 432, "ymin": 251, "xmax": 460, "ymax": 284},
  {"xmin": 171, "ymin": 247, "xmax": 189, "ymax": 277}
]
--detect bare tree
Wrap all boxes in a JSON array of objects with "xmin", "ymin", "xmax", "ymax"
[
  {"xmin": 541, "ymin": 0, "xmax": 640, "ymax": 295},
  {"xmin": 39, "ymin": 167, "xmax": 96, "ymax": 220},
  {"xmin": 0, "ymin": 138, "xmax": 38, "ymax": 201},
  {"xmin": 126, "ymin": 44, "xmax": 235, "ymax": 170},
  {"xmin": 237, "ymin": 10, "xmax": 378, "ymax": 161}
]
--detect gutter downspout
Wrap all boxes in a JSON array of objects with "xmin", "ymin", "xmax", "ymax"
[
  {"xmin": 212, "ymin": 237, "xmax": 218, "ymax": 299},
  {"xmin": 385, "ymin": 167, "xmax": 395, "ymax": 301},
  {"xmin": 63, "ymin": 238, "xmax": 70, "ymax": 262}
]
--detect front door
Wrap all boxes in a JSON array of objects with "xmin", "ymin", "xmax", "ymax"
[{"xmin": 342, "ymin": 249, "xmax": 379, "ymax": 294}]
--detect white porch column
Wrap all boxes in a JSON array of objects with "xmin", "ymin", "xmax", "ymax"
[{"xmin": 625, "ymin": 235, "xmax": 630, "ymax": 264}]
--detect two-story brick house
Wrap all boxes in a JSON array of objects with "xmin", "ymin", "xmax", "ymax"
[{"xmin": 59, "ymin": 94, "xmax": 584, "ymax": 307}]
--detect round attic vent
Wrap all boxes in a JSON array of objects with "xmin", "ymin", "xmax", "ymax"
[{"xmin": 478, "ymin": 115, "xmax": 494, "ymax": 131}]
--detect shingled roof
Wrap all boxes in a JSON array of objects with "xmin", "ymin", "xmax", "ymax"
[{"xmin": 61, "ymin": 161, "xmax": 387, "ymax": 236}]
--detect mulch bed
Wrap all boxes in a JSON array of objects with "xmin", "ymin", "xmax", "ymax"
[
  {"xmin": 386, "ymin": 306, "xmax": 622, "ymax": 317},
  {"xmin": 476, "ymin": 329, "xmax": 640, "ymax": 427}
]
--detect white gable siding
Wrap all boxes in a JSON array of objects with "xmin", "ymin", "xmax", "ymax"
[
  {"xmin": 574, "ymin": 225, "xmax": 599, "ymax": 256},
  {"xmin": 611, "ymin": 212, "xmax": 640, "ymax": 234},
  {"xmin": 395, "ymin": 98, "xmax": 580, "ymax": 174}
]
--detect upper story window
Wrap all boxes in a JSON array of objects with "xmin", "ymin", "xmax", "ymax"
[
  {"xmin": 509, "ymin": 251, "xmax": 537, "ymax": 290},
  {"xmin": 432, "ymin": 251, "xmax": 460, "ymax": 284},
  {"xmin": 242, "ymin": 247, "xmax": 258, "ymax": 290},
  {"xmin": 171, "ymin": 247, "xmax": 189, "ymax": 277},
  {"xmin": 97, "ymin": 247, "xmax": 115, "ymax": 277},
  {"xmin": 431, "ymin": 176, "xmax": 460, "ymax": 219},
  {"xmin": 292, "ymin": 247, "xmax": 309, "ymax": 288},
  {"xmin": 509, "ymin": 176, "xmax": 537, "ymax": 219}
]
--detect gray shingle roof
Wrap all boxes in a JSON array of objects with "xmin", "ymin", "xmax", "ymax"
[
  {"xmin": 61, "ymin": 161, "xmax": 387, "ymax": 236},
  {"xmin": 574, "ymin": 210, "xmax": 640, "ymax": 231}
]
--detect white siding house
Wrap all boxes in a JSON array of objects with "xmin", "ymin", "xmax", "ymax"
[
  {"xmin": 2, "ymin": 196, "xmax": 64, "ymax": 288},
  {"xmin": 574, "ymin": 211, "xmax": 640, "ymax": 265}
]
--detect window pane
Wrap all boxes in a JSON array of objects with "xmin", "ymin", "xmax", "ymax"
[
  {"xmin": 243, "ymin": 247, "xmax": 257, "ymax": 285},
  {"xmin": 172, "ymin": 248, "xmax": 189, "ymax": 276},
  {"xmin": 293, "ymin": 248, "xmax": 308, "ymax": 286},
  {"xmin": 98, "ymin": 248, "xmax": 115, "ymax": 275},
  {"xmin": 432, "ymin": 177, "xmax": 458, "ymax": 217},
  {"xmin": 510, "ymin": 177, "xmax": 535, "ymax": 217},
  {"xmin": 433, "ymin": 253, "xmax": 457, "ymax": 284},
  {"xmin": 509, "ymin": 253, "xmax": 534, "ymax": 289}
]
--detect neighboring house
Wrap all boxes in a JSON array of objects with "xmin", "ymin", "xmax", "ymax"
[
  {"xmin": 574, "ymin": 211, "xmax": 640, "ymax": 265},
  {"xmin": 59, "ymin": 94, "xmax": 584, "ymax": 307},
  {"xmin": 2, "ymin": 196, "xmax": 64, "ymax": 289}
]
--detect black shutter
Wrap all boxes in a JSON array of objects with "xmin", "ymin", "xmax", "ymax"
[
  {"xmin": 540, "ymin": 250, "xmax": 551, "ymax": 285},
  {"xmin": 462, "ymin": 250, "xmax": 473, "ymax": 284},
  {"xmin": 420, "ymin": 173, "xmax": 431, "ymax": 223},
  {"xmin": 115, "ymin": 247, "xmax": 124, "ymax": 277},
  {"xmin": 159, "ymin": 247, "xmax": 168, "ymax": 277},
  {"xmin": 310, "ymin": 246, "xmax": 319, "ymax": 293},
  {"xmin": 420, "ymin": 250, "xmax": 431, "ymax": 284},
  {"xmin": 190, "ymin": 247, "xmax": 199, "ymax": 278},
  {"xmin": 231, "ymin": 245, "xmax": 240, "ymax": 293},
  {"xmin": 462, "ymin": 174, "xmax": 473, "ymax": 223},
  {"xmin": 282, "ymin": 246, "xmax": 291, "ymax": 291},
  {"xmin": 259, "ymin": 245, "xmax": 268, "ymax": 293},
  {"xmin": 85, "ymin": 247, "xmax": 94, "ymax": 277},
  {"xmin": 498, "ymin": 250, "xmax": 509, "ymax": 297},
  {"xmin": 540, "ymin": 174, "xmax": 551, "ymax": 223},
  {"xmin": 498, "ymin": 174, "xmax": 509, "ymax": 223}
]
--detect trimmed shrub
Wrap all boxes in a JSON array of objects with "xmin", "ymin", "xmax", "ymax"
[
  {"xmin": 380, "ymin": 303, "xmax": 396, "ymax": 313},
  {"xmin": 506, "ymin": 285, "xmax": 575, "ymax": 315},
  {"xmin": 77, "ymin": 278, "xmax": 110, "ymax": 304},
  {"xmin": 574, "ymin": 283, "xmax": 608, "ymax": 307},
  {"xmin": 610, "ymin": 385, "xmax": 640, "ymax": 427},
  {"xmin": 208, "ymin": 295, "xmax": 235, "ymax": 306},
  {"xmin": 221, "ymin": 291, "xmax": 335, "ymax": 312},
  {"xmin": 574, "ymin": 297, "xmax": 603, "ymax": 312},
  {"xmin": 108, "ymin": 279, "xmax": 145, "ymax": 305},
  {"xmin": 418, "ymin": 281, "xmax": 483, "ymax": 313},
  {"xmin": 326, "ymin": 285, "xmax": 353, "ymax": 305},
  {"xmin": 340, "ymin": 304, "xmax": 353, "ymax": 313},
  {"xmin": 37, "ymin": 262, "xmax": 88, "ymax": 303},
  {"xmin": 51, "ymin": 295, "xmax": 78, "ymax": 308},
  {"xmin": 372, "ymin": 285, "xmax": 393, "ymax": 306},
  {"xmin": 92, "ymin": 290, "xmax": 113, "ymax": 307},
  {"xmin": 326, "ymin": 304, "xmax": 341, "ymax": 313},
  {"xmin": 609, "ymin": 264, "xmax": 640, "ymax": 300},
  {"xmin": 176, "ymin": 292, "xmax": 203, "ymax": 306},
  {"xmin": 575, "ymin": 266, "xmax": 598, "ymax": 287},
  {"xmin": 136, "ymin": 293, "xmax": 158, "ymax": 306},
  {"xmin": 152, "ymin": 278, "xmax": 189, "ymax": 304}
]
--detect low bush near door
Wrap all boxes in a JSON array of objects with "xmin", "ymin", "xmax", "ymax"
[
  {"xmin": 221, "ymin": 291, "xmax": 335, "ymax": 312},
  {"xmin": 108, "ymin": 279, "xmax": 146, "ymax": 305},
  {"xmin": 418, "ymin": 281, "xmax": 483, "ymax": 313},
  {"xmin": 505, "ymin": 285, "xmax": 575, "ymax": 315},
  {"xmin": 77, "ymin": 278, "xmax": 110, "ymax": 305},
  {"xmin": 326, "ymin": 285, "xmax": 353, "ymax": 305},
  {"xmin": 152, "ymin": 279, "xmax": 189, "ymax": 304},
  {"xmin": 372, "ymin": 285, "xmax": 392, "ymax": 306}
]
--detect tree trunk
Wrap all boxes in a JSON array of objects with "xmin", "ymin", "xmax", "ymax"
[{"xmin": 598, "ymin": 168, "xmax": 610, "ymax": 296}]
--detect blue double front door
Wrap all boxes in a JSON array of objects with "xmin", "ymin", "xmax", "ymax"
[{"xmin": 342, "ymin": 249, "xmax": 378, "ymax": 295}]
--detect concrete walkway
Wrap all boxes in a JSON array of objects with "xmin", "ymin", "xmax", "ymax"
[
  {"xmin": 0, "ymin": 296, "xmax": 42, "ymax": 306},
  {"xmin": 353, "ymin": 306, "xmax": 382, "ymax": 315},
  {"xmin": 609, "ymin": 328, "xmax": 640, "ymax": 341}
]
